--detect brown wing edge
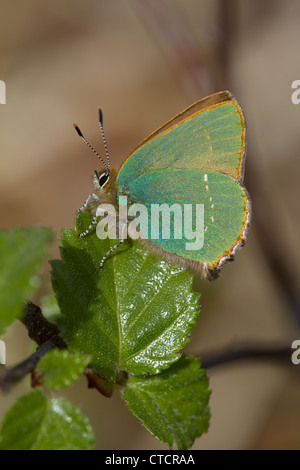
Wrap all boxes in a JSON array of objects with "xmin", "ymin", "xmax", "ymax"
[
  {"xmin": 119, "ymin": 90, "xmax": 246, "ymax": 183},
  {"xmin": 206, "ymin": 183, "xmax": 251, "ymax": 279}
]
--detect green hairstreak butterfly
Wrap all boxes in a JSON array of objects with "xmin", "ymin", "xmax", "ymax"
[{"xmin": 74, "ymin": 90, "xmax": 250, "ymax": 279}]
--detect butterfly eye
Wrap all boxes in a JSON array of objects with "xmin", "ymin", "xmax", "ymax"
[{"xmin": 98, "ymin": 172, "xmax": 109, "ymax": 187}]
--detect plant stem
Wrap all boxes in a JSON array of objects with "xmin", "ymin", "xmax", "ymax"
[
  {"xmin": 0, "ymin": 302, "xmax": 66, "ymax": 392},
  {"xmin": 200, "ymin": 343, "xmax": 293, "ymax": 369}
]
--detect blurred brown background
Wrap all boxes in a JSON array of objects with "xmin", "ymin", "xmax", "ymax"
[{"xmin": 0, "ymin": 0, "xmax": 300, "ymax": 450}]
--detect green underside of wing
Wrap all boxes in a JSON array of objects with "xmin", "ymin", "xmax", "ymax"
[
  {"xmin": 118, "ymin": 169, "xmax": 247, "ymax": 266},
  {"xmin": 118, "ymin": 102, "xmax": 243, "ymax": 189}
]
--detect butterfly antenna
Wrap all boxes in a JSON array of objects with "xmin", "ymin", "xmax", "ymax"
[
  {"xmin": 73, "ymin": 124, "xmax": 109, "ymax": 173},
  {"xmin": 98, "ymin": 108, "xmax": 111, "ymax": 170}
]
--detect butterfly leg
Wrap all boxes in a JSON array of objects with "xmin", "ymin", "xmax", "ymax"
[
  {"xmin": 78, "ymin": 215, "xmax": 98, "ymax": 238},
  {"xmin": 99, "ymin": 220, "xmax": 127, "ymax": 270},
  {"xmin": 99, "ymin": 240, "xmax": 124, "ymax": 270},
  {"xmin": 76, "ymin": 193, "xmax": 99, "ymax": 215}
]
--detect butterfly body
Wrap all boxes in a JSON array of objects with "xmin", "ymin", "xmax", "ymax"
[{"xmin": 76, "ymin": 91, "xmax": 250, "ymax": 279}]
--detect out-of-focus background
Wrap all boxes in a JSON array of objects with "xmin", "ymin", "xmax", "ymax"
[{"xmin": 0, "ymin": 0, "xmax": 300, "ymax": 450}]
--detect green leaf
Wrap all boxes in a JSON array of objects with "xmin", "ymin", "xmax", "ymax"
[
  {"xmin": 0, "ymin": 227, "xmax": 53, "ymax": 335},
  {"xmin": 40, "ymin": 294, "xmax": 60, "ymax": 322},
  {"xmin": 0, "ymin": 389, "xmax": 95, "ymax": 450},
  {"xmin": 122, "ymin": 355, "xmax": 210, "ymax": 450},
  {"xmin": 50, "ymin": 210, "xmax": 200, "ymax": 380},
  {"xmin": 38, "ymin": 349, "xmax": 91, "ymax": 391}
]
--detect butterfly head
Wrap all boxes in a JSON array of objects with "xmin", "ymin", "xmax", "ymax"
[
  {"xmin": 92, "ymin": 168, "xmax": 117, "ymax": 195},
  {"xmin": 93, "ymin": 170, "xmax": 110, "ymax": 190}
]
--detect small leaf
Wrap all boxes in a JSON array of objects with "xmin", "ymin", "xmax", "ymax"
[
  {"xmin": 0, "ymin": 227, "xmax": 53, "ymax": 335},
  {"xmin": 40, "ymin": 294, "xmax": 60, "ymax": 322},
  {"xmin": 38, "ymin": 349, "xmax": 91, "ymax": 391},
  {"xmin": 122, "ymin": 355, "xmax": 210, "ymax": 450},
  {"xmin": 0, "ymin": 389, "xmax": 95, "ymax": 450},
  {"xmin": 50, "ymin": 210, "xmax": 200, "ymax": 380}
]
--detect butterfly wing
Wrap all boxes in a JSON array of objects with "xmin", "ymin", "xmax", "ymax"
[
  {"xmin": 126, "ymin": 168, "xmax": 249, "ymax": 270},
  {"xmin": 117, "ymin": 91, "xmax": 250, "ymax": 274},
  {"xmin": 118, "ymin": 91, "xmax": 245, "ymax": 185}
]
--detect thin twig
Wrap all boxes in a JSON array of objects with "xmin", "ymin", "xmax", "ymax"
[
  {"xmin": 200, "ymin": 343, "xmax": 293, "ymax": 369},
  {"xmin": 21, "ymin": 301, "xmax": 66, "ymax": 348},
  {"xmin": 0, "ymin": 302, "xmax": 67, "ymax": 392},
  {"xmin": 0, "ymin": 340, "xmax": 58, "ymax": 392}
]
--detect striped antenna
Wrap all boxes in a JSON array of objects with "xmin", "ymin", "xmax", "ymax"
[
  {"xmin": 98, "ymin": 108, "xmax": 111, "ymax": 169},
  {"xmin": 73, "ymin": 124, "xmax": 109, "ymax": 173}
]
